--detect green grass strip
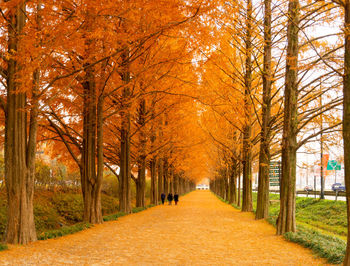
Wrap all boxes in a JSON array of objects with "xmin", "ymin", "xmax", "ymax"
[
  {"xmin": 103, "ymin": 204, "xmax": 156, "ymax": 221},
  {"xmin": 103, "ymin": 212, "xmax": 127, "ymax": 221},
  {"xmin": 284, "ymin": 225, "xmax": 346, "ymax": 264},
  {"xmin": 37, "ymin": 222, "xmax": 92, "ymax": 240},
  {"xmin": 0, "ymin": 243, "xmax": 8, "ymax": 251}
]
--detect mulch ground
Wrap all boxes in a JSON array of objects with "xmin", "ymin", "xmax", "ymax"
[{"xmin": 0, "ymin": 191, "xmax": 328, "ymax": 265}]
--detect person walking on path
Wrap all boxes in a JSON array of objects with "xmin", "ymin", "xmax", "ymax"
[
  {"xmin": 161, "ymin": 193, "xmax": 166, "ymax": 205},
  {"xmin": 174, "ymin": 193, "xmax": 179, "ymax": 205},
  {"xmin": 167, "ymin": 193, "xmax": 173, "ymax": 205}
]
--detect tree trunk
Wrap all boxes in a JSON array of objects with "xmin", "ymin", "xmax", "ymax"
[
  {"xmin": 242, "ymin": 133, "xmax": 253, "ymax": 211},
  {"xmin": 119, "ymin": 51, "xmax": 131, "ymax": 214},
  {"xmin": 221, "ymin": 177, "xmax": 225, "ymax": 199},
  {"xmin": 224, "ymin": 173, "xmax": 229, "ymax": 201},
  {"xmin": 242, "ymin": 0, "xmax": 253, "ymax": 212},
  {"xmin": 238, "ymin": 162, "xmax": 241, "ymax": 207},
  {"xmin": 256, "ymin": 0, "xmax": 272, "ymax": 220},
  {"xmin": 95, "ymin": 97, "xmax": 104, "ymax": 221},
  {"xmin": 229, "ymin": 163, "xmax": 237, "ymax": 204},
  {"xmin": 343, "ymin": 1, "xmax": 350, "ymax": 264},
  {"xmin": 81, "ymin": 60, "xmax": 103, "ymax": 223},
  {"xmin": 136, "ymin": 97, "xmax": 147, "ymax": 207},
  {"xmin": 174, "ymin": 173, "xmax": 179, "ymax": 194},
  {"xmin": 150, "ymin": 157, "xmax": 157, "ymax": 205},
  {"xmin": 179, "ymin": 177, "xmax": 184, "ymax": 195},
  {"xmin": 277, "ymin": 0, "xmax": 299, "ymax": 235},
  {"xmin": 136, "ymin": 158, "xmax": 146, "ymax": 207},
  {"xmin": 5, "ymin": 2, "xmax": 37, "ymax": 244},
  {"xmin": 163, "ymin": 159, "xmax": 169, "ymax": 194},
  {"xmin": 157, "ymin": 158, "xmax": 164, "ymax": 201},
  {"xmin": 170, "ymin": 167, "xmax": 174, "ymax": 194}
]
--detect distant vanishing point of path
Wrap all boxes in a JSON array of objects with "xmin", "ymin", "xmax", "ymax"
[{"xmin": 0, "ymin": 191, "xmax": 328, "ymax": 265}]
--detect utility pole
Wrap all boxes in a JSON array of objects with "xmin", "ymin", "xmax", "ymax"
[{"xmin": 320, "ymin": 82, "xmax": 325, "ymax": 199}]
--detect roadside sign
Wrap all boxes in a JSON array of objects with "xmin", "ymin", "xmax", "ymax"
[
  {"xmin": 269, "ymin": 161, "xmax": 281, "ymax": 186},
  {"xmin": 327, "ymin": 160, "xmax": 341, "ymax": 171}
]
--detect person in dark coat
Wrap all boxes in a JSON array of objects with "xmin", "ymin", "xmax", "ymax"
[
  {"xmin": 167, "ymin": 193, "xmax": 173, "ymax": 205},
  {"xmin": 174, "ymin": 193, "xmax": 179, "ymax": 205},
  {"xmin": 161, "ymin": 193, "xmax": 166, "ymax": 205}
]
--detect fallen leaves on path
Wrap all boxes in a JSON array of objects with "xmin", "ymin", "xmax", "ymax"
[{"xmin": 0, "ymin": 191, "xmax": 328, "ymax": 265}]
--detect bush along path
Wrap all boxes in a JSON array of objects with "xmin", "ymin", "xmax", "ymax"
[
  {"xmin": 0, "ymin": 191, "xmax": 328, "ymax": 265},
  {"xmin": 216, "ymin": 192, "xmax": 346, "ymax": 264}
]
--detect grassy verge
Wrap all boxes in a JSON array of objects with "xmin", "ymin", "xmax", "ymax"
[
  {"xmin": 214, "ymin": 193, "xmax": 240, "ymax": 210},
  {"xmin": 0, "ymin": 190, "xmax": 158, "ymax": 249},
  {"xmin": 38, "ymin": 203, "xmax": 158, "ymax": 240},
  {"xmin": 0, "ymin": 243, "xmax": 8, "ymax": 251},
  {"xmin": 103, "ymin": 212, "xmax": 127, "ymax": 221},
  {"xmin": 259, "ymin": 194, "xmax": 347, "ymax": 264},
  {"xmin": 38, "ymin": 222, "xmax": 92, "ymax": 240},
  {"xmin": 284, "ymin": 225, "xmax": 345, "ymax": 264}
]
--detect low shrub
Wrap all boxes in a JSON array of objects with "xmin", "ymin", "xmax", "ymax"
[
  {"xmin": 0, "ymin": 207, "xmax": 6, "ymax": 238},
  {"xmin": 51, "ymin": 193, "xmax": 83, "ymax": 223},
  {"xmin": 0, "ymin": 243, "xmax": 7, "ymax": 251},
  {"xmin": 103, "ymin": 212, "xmax": 126, "ymax": 221},
  {"xmin": 132, "ymin": 207, "xmax": 146, "ymax": 213},
  {"xmin": 34, "ymin": 203, "xmax": 63, "ymax": 232},
  {"xmin": 37, "ymin": 222, "xmax": 91, "ymax": 240},
  {"xmin": 284, "ymin": 225, "xmax": 346, "ymax": 264},
  {"xmin": 101, "ymin": 194, "xmax": 119, "ymax": 216}
]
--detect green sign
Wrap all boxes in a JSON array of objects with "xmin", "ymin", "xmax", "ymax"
[
  {"xmin": 269, "ymin": 161, "xmax": 281, "ymax": 186},
  {"xmin": 327, "ymin": 160, "xmax": 341, "ymax": 171}
]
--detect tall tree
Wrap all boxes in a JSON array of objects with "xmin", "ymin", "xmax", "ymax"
[
  {"xmin": 277, "ymin": 0, "xmax": 299, "ymax": 235},
  {"xmin": 256, "ymin": 0, "xmax": 272, "ymax": 220},
  {"xmin": 119, "ymin": 50, "xmax": 132, "ymax": 213},
  {"xmin": 242, "ymin": 0, "xmax": 253, "ymax": 212},
  {"xmin": 3, "ymin": 1, "xmax": 38, "ymax": 244}
]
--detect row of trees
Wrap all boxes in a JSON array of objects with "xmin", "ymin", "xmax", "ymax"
[
  {"xmin": 2, "ymin": 0, "xmax": 350, "ymax": 263},
  {"xmin": 0, "ymin": 0, "xmax": 209, "ymax": 244},
  {"xmin": 201, "ymin": 0, "xmax": 350, "ymax": 264}
]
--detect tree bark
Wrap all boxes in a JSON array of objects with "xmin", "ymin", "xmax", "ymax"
[
  {"xmin": 81, "ymin": 61, "xmax": 103, "ymax": 223},
  {"xmin": 136, "ymin": 97, "xmax": 147, "ymax": 208},
  {"xmin": 343, "ymin": 1, "xmax": 350, "ymax": 264},
  {"xmin": 242, "ymin": 0, "xmax": 253, "ymax": 212},
  {"xmin": 224, "ymin": 171, "xmax": 229, "ymax": 201},
  {"xmin": 136, "ymin": 161, "xmax": 146, "ymax": 207},
  {"xmin": 277, "ymin": 0, "xmax": 299, "ymax": 235},
  {"xmin": 79, "ymin": 8, "xmax": 104, "ymax": 223},
  {"xmin": 238, "ymin": 162, "xmax": 241, "ymax": 207},
  {"xmin": 157, "ymin": 158, "xmax": 164, "ymax": 201},
  {"xmin": 163, "ymin": 159, "xmax": 169, "ymax": 194},
  {"xmin": 150, "ymin": 157, "xmax": 157, "ymax": 205},
  {"xmin": 229, "ymin": 162, "xmax": 237, "ymax": 204},
  {"xmin": 256, "ymin": 0, "xmax": 272, "ymax": 220},
  {"xmin": 119, "ymin": 51, "xmax": 131, "ymax": 214},
  {"xmin": 170, "ymin": 168, "xmax": 175, "ymax": 194},
  {"xmin": 5, "ymin": 2, "xmax": 38, "ymax": 244},
  {"xmin": 174, "ymin": 173, "xmax": 179, "ymax": 194}
]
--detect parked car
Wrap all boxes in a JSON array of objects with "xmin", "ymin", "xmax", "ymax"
[
  {"xmin": 304, "ymin": 185, "xmax": 313, "ymax": 192},
  {"xmin": 332, "ymin": 183, "xmax": 345, "ymax": 192},
  {"xmin": 339, "ymin": 185, "xmax": 346, "ymax": 192}
]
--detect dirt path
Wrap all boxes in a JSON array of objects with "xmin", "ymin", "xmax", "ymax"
[{"xmin": 0, "ymin": 191, "xmax": 327, "ymax": 265}]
